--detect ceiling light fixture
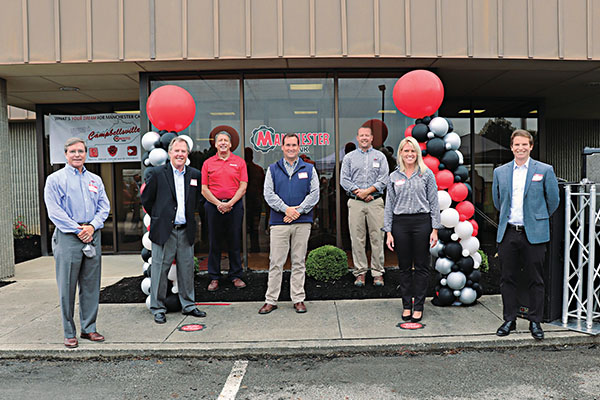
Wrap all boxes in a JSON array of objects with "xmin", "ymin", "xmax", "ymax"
[
  {"xmin": 115, "ymin": 110, "xmax": 140, "ymax": 114},
  {"xmin": 378, "ymin": 110, "xmax": 397, "ymax": 114},
  {"xmin": 529, "ymin": 110, "xmax": 538, "ymax": 114},
  {"xmin": 458, "ymin": 109, "xmax": 470, "ymax": 114},
  {"xmin": 294, "ymin": 111, "xmax": 318, "ymax": 115},
  {"xmin": 289, "ymin": 84, "xmax": 323, "ymax": 91},
  {"xmin": 59, "ymin": 86, "xmax": 80, "ymax": 91},
  {"xmin": 473, "ymin": 109, "xmax": 486, "ymax": 114},
  {"xmin": 210, "ymin": 112, "xmax": 236, "ymax": 116}
]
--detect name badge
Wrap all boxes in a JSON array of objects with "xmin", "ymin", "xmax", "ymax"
[
  {"xmin": 532, "ymin": 173, "xmax": 543, "ymax": 182},
  {"xmin": 88, "ymin": 182, "xmax": 98, "ymax": 193},
  {"xmin": 373, "ymin": 161, "xmax": 380, "ymax": 168},
  {"xmin": 298, "ymin": 172, "xmax": 308, "ymax": 179},
  {"xmin": 230, "ymin": 163, "xmax": 238, "ymax": 167},
  {"xmin": 190, "ymin": 179, "xmax": 198, "ymax": 186},
  {"xmin": 395, "ymin": 179, "xmax": 406, "ymax": 186}
]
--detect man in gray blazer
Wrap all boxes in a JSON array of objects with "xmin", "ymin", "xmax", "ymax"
[{"xmin": 492, "ymin": 129, "xmax": 560, "ymax": 340}]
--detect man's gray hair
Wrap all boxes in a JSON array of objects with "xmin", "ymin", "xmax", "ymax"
[
  {"xmin": 64, "ymin": 137, "xmax": 87, "ymax": 152},
  {"xmin": 214, "ymin": 131, "xmax": 231, "ymax": 142},
  {"xmin": 168, "ymin": 136, "xmax": 190, "ymax": 153}
]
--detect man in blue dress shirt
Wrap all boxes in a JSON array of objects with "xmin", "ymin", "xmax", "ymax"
[{"xmin": 44, "ymin": 137, "xmax": 110, "ymax": 348}]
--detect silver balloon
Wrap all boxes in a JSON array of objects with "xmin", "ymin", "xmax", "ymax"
[
  {"xmin": 427, "ymin": 131, "xmax": 435, "ymax": 139},
  {"xmin": 444, "ymin": 132, "xmax": 461, "ymax": 150},
  {"xmin": 440, "ymin": 278, "xmax": 447, "ymax": 286},
  {"xmin": 446, "ymin": 271, "xmax": 466, "ymax": 290},
  {"xmin": 142, "ymin": 131, "xmax": 160, "ymax": 151},
  {"xmin": 140, "ymin": 277, "xmax": 151, "ymax": 295},
  {"xmin": 459, "ymin": 287, "xmax": 477, "ymax": 304},
  {"xmin": 429, "ymin": 117, "xmax": 449, "ymax": 137},
  {"xmin": 455, "ymin": 150, "xmax": 464, "ymax": 165},
  {"xmin": 453, "ymin": 290, "xmax": 461, "ymax": 297},
  {"xmin": 430, "ymin": 241, "xmax": 444, "ymax": 258},
  {"xmin": 178, "ymin": 134, "xmax": 194, "ymax": 152},
  {"xmin": 148, "ymin": 148, "xmax": 168, "ymax": 166},
  {"xmin": 435, "ymin": 257, "xmax": 454, "ymax": 275}
]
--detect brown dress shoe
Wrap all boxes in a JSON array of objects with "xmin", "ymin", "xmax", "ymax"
[
  {"xmin": 293, "ymin": 302, "xmax": 307, "ymax": 313},
  {"xmin": 354, "ymin": 274, "xmax": 366, "ymax": 287},
  {"xmin": 64, "ymin": 337, "xmax": 78, "ymax": 348},
  {"xmin": 232, "ymin": 278, "xmax": 247, "ymax": 289},
  {"xmin": 207, "ymin": 280, "xmax": 219, "ymax": 291},
  {"xmin": 81, "ymin": 332, "xmax": 105, "ymax": 342},
  {"xmin": 373, "ymin": 276, "xmax": 384, "ymax": 286},
  {"xmin": 258, "ymin": 303, "xmax": 277, "ymax": 314}
]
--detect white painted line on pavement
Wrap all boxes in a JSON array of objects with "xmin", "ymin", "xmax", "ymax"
[{"xmin": 218, "ymin": 360, "xmax": 249, "ymax": 400}]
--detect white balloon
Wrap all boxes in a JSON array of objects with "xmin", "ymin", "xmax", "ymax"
[
  {"xmin": 455, "ymin": 221, "xmax": 474, "ymax": 240},
  {"xmin": 451, "ymin": 233, "xmax": 459, "ymax": 241},
  {"xmin": 461, "ymin": 236, "xmax": 480, "ymax": 256},
  {"xmin": 438, "ymin": 191, "xmax": 452, "ymax": 210},
  {"xmin": 142, "ymin": 262, "xmax": 150, "ymax": 273},
  {"xmin": 142, "ymin": 231, "xmax": 152, "ymax": 250},
  {"xmin": 473, "ymin": 261, "xmax": 481, "ymax": 269},
  {"xmin": 171, "ymin": 284, "xmax": 179, "ymax": 294},
  {"xmin": 440, "ymin": 208, "xmax": 460, "ymax": 228},
  {"xmin": 144, "ymin": 158, "xmax": 151, "ymax": 166},
  {"xmin": 149, "ymin": 148, "xmax": 168, "ymax": 166},
  {"xmin": 148, "ymin": 257, "xmax": 152, "ymax": 266},
  {"xmin": 443, "ymin": 132, "xmax": 461, "ymax": 150},
  {"xmin": 459, "ymin": 287, "xmax": 477, "ymax": 304},
  {"xmin": 440, "ymin": 278, "xmax": 447, "ymax": 286},
  {"xmin": 453, "ymin": 290, "xmax": 461, "ymax": 297},
  {"xmin": 142, "ymin": 131, "xmax": 160, "ymax": 151},
  {"xmin": 145, "ymin": 295, "xmax": 152, "ymax": 310},
  {"xmin": 472, "ymin": 251, "xmax": 482, "ymax": 264},
  {"xmin": 167, "ymin": 264, "xmax": 177, "ymax": 281},
  {"xmin": 447, "ymin": 271, "xmax": 466, "ymax": 290},
  {"xmin": 435, "ymin": 257, "xmax": 454, "ymax": 275},
  {"xmin": 178, "ymin": 134, "xmax": 194, "ymax": 152},
  {"xmin": 141, "ymin": 277, "xmax": 151, "ymax": 295},
  {"xmin": 143, "ymin": 213, "xmax": 151, "ymax": 228},
  {"xmin": 429, "ymin": 117, "xmax": 449, "ymax": 137},
  {"xmin": 427, "ymin": 131, "xmax": 435, "ymax": 139},
  {"xmin": 430, "ymin": 241, "xmax": 444, "ymax": 258},
  {"xmin": 185, "ymin": 158, "xmax": 190, "ymax": 166},
  {"xmin": 455, "ymin": 150, "xmax": 464, "ymax": 165}
]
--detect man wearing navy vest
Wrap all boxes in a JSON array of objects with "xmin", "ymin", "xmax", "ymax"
[
  {"xmin": 492, "ymin": 129, "xmax": 559, "ymax": 340},
  {"xmin": 258, "ymin": 133, "xmax": 320, "ymax": 314}
]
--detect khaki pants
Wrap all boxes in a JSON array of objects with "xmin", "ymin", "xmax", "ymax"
[
  {"xmin": 265, "ymin": 223, "xmax": 312, "ymax": 305},
  {"xmin": 348, "ymin": 197, "xmax": 385, "ymax": 277}
]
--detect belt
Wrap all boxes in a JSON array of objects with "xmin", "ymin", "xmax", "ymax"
[
  {"xmin": 348, "ymin": 192, "xmax": 382, "ymax": 202},
  {"xmin": 219, "ymin": 198, "xmax": 231, "ymax": 202},
  {"xmin": 173, "ymin": 224, "xmax": 187, "ymax": 230},
  {"xmin": 508, "ymin": 223, "xmax": 525, "ymax": 232}
]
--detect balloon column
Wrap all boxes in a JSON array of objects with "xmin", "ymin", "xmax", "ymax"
[
  {"xmin": 139, "ymin": 85, "xmax": 196, "ymax": 312},
  {"xmin": 393, "ymin": 70, "xmax": 483, "ymax": 306}
]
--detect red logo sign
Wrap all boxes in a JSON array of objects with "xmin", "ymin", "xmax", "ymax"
[
  {"xmin": 89, "ymin": 147, "xmax": 98, "ymax": 158},
  {"xmin": 127, "ymin": 146, "xmax": 137, "ymax": 156},
  {"xmin": 178, "ymin": 324, "xmax": 206, "ymax": 332},
  {"xmin": 397, "ymin": 322, "xmax": 425, "ymax": 330},
  {"xmin": 107, "ymin": 145, "xmax": 118, "ymax": 156}
]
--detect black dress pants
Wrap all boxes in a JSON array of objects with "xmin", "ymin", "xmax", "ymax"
[
  {"xmin": 498, "ymin": 226, "xmax": 547, "ymax": 323},
  {"xmin": 392, "ymin": 213, "xmax": 432, "ymax": 311},
  {"xmin": 204, "ymin": 201, "xmax": 244, "ymax": 281}
]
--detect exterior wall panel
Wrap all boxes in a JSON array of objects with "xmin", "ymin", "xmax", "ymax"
[
  {"xmin": 315, "ymin": 0, "xmax": 342, "ymax": 56},
  {"xmin": 27, "ymin": 0, "xmax": 57, "ymax": 62},
  {"xmin": 155, "ymin": 0, "xmax": 183, "ymax": 59},
  {"xmin": 531, "ymin": 0, "xmax": 559, "ymax": 59},
  {"xmin": 347, "ymin": 0, "xmax": 374, "ymax": 56},
  {"xmin": 187, "ymin": 0, "xmax": 215, "ymax": 59},
  {"xmin": 472, "ymin": 0, "xmax": 498, "ymax": 58},
  {"xmin": 218, "ymin": 0, "xmax": 246, "ymax": 58},
  {"xmin": 123, "ymin": 0, "xmax": 151, "ymax": 60},
  {"xmin": 251, "ymin": 0, "xmax": 279, "ymax": 58},
  {"xmin": 0, "ymin": 1, "xmax": 24, "ymax": 62},
  {"xmin": 593, "ymin": 0, "xmax": 600, "ymax": 59},
  {"xmin": 441, "ymin": 0, "xmax": 468, "ymax": 57},
  {"xmin": 282, "ymin": 0, "xmax": 310, "ymax": 56},
  {"xmin": 91, "ymin": 0, "xmax": 120, "ymax": 61},
  {"xmin": 409, "ymin": 0, "xmax": 437, "ymax": 57},
  {"xmin": 378, "ymin": 0, "xmax": 406, "ymax": 56},
  {"xmin": 59, "ymin": 0, "xmax": 88, "ymax": 62},
  {"xmin": 502, "ymin": 0, "xmax": 529, "ymax": 58},
  {"xmin": 562, "ymin": 0, "xmax": 588, "ymax": 59}
]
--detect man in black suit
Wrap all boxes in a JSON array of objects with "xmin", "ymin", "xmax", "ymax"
[{"xmin": 141, "ymin": 137, "xmax": 206, "ymax": 324}]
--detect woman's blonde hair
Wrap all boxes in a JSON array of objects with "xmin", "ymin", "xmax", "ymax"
[{"xmin": 396, "ymin": 136, "xmax": 428, "ymax": 174}]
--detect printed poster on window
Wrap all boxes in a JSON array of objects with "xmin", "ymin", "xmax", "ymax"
[{"xmin": 46, "ymin": 113, "xmax": 141, "ymax": 164}]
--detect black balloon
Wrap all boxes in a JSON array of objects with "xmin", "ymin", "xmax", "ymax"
[
  {"xmin": 454, "ymin": 165, "xmax": 469, "ymax": 183},
  {"xmin": 440, "ymin": 151, "xmax": 460, "ymax": 171},
  {"xmin": 141, "ymin": 151, "xmax": 149, "ymax": 164},
  {"xmin": 422, "ymin": 116, "xmax": 432, "ymax": 125},
  {"xmin": 464, "ymin": 182, "xmax": 473, "ymax": 199},
  {"xmin": 411, "ymin": 123, "xmax": 429, "ymax": 142},
  {"xmin": 415, "ymin": 118, "xmax": 423, "ymax": 125},
  {"xmin": 160, "ymin": 132, "xmax": 178, "ymax": 149},
  {"xmin": 444, "ymin": 242, "xmax": 463, "ymax": 261},
  {"xmin": 444, "ymin": 118, "xmax": 454, "ymax": 132},
  {"xmin": 451, "ymin": 264, "xmax": 459, "ymax": 272},
  {"xmin": 143, "ymin": 267, "xmax": 151, "ymax": 278},
  {"xmin": 165, "ymin": 294, "xmax": 182, "ymax": 312},
  {"xmin": 437, "ymin": 287, "xmax": 455, "ymax": 306},
  {"xmin": 141, "ymin": 247, "xmax": 151, "ymax": 262},
  {"xmin": 143, "ymin": 166, "xmax": 156, "ymax": 182},
  {"xmin": 437, "ymin": 249, "xmax": 446, "ymax": 259},
  {"xmin": 426, "ymin": 138, "xmax": 445, "ymax": 158},
  {"xmin": 438, "ymin": 228, "xmax": 454, "ymax": 243},
  {"xmin": 457, "ymin": 256, "xmax": 475, "ymax": 275},
  {"xmin": 468, "ymin": 270, "xmax": 481, "ymax": 283}
]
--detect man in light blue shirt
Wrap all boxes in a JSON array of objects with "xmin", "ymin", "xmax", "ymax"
[
  {"xmin": 340, "ymin": 125, "xmax": 389, "ymax": 287},
  {"xmin": 44, "ymin": 137, "xmax": 110, "ymax": 348}
]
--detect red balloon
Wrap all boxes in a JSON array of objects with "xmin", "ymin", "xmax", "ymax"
[
  {"xmin": 448, "ymin": 183, "xmax": 468, "ymax": 202},
  {"xmin": 419, "ymin": 142, "xmax": 427, "ymax": 152},
  {"xmin": 435, "ymin": 170, "xmax": 454, "ymax": 190},
  {"xmin": 423, "ymin": 155, "xmax": 440, "ymax": 174},
  {"xmin": 362, "ymin": 119, "xmax": 389, "ymax": 148},
  {"xmin": 140, "ymin": 182, "xmax": 146, "ymax": 194},
  {"xmin": 469, "ymin": 219, "xmax": 479, "ymax": 233},
  {"xmin": 456, "ymin": 201, "xmax": 475, "ymax": 221},
  {"xmin": 147, "ymin": 85, "xmax": 196, "ymax": 132},
  {"xmin": 404, "ymin": 124, "xmax": 415, "ymax": 137},
  {"xmin": 393, "ymin": 70, "xmax": 444, "ymax": 119}
]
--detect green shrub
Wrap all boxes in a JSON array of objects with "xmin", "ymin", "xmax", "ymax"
[
  {"xmin": 305, "ymin": 245, "xmax": 348, "ymax": 282},
  {"xmin": 477, "ymin": 249, "xmax": 489, "ymax": 273}
]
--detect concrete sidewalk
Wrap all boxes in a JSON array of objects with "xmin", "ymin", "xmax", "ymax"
[{"xmin": 0, "ymin": 255, "xmax": 598, "ymax": 359}]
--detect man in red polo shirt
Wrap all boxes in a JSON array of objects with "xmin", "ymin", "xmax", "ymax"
[{"xmin": 201, "ymin": 132, "xmax": 248, "ymax": 291}]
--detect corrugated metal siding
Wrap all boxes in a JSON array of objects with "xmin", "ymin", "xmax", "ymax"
[
  {"xmin": 9, "ymin": 121, "xmax": 40, "ymax": 235},
  {"xmin": 545, "ymin": 119, "xmax": 600, "ymax": 182}
]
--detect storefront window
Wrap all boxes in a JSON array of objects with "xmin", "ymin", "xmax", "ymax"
[{"xmin": 115, "ymin": 164, "xmax": 143, "ymax": 251}]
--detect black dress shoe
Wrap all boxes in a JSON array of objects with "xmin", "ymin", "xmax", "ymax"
[
  {"xmin": 496, "ymin": 320, "xmax": 516, "ymax": 336},
  {"xmin": 529, "ymin": 321, "xmax": 544, "ymax": 340},
  {"xmin": 401, "ymin": 310, "xmax": 412, "ymax": 321},
  {"xmin": 183, "ymin": 308, "xmax": 207, "ymax": 318},
  {"xmin": 154, "ymin": 312, "xmax": 166, "ymax": 324},
  {"xmin": 411, "ymin": 311, "xmax": 423, "ymax": 323}
]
